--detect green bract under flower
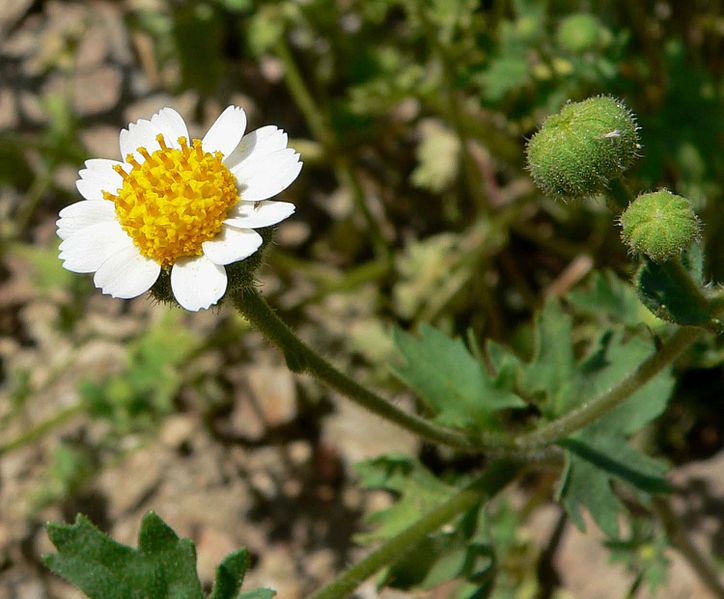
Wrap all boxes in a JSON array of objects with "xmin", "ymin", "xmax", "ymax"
[
  {"xmin": 620, "ymin": 190, "xmax": 701, "ymax": 262},
  {"xmin": 526, "ymin": 96, "xmax": 640, "ymax": 200}
]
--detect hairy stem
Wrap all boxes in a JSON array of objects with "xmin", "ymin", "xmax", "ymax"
[
  {"xmin": 307, "ymin": 459, "xmax": 522, "ymax": 599},
  {"xmin": 232, "ymin": 288, "xmax": 481, "ymax": 450}
]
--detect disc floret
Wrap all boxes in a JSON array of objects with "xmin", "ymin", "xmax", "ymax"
[{"xmin": 104, "ymin": 134, "xmax": 240, "ymax": 268}]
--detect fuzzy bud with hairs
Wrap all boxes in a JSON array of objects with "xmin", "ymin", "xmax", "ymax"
[{"xmin": 526, "ymin": 96, "xmax": 640, "ymax": 200}]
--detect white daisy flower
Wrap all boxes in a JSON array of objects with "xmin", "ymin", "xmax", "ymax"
[{"xmin": 57, "ymin": 106, "xmax": 302, "ymax": 311}]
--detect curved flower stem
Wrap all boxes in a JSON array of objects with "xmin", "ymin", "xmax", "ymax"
[
  {"xmin": 508, "ymin": 326, "xmax": 703, "ymax": 450},
  {"xmin": 231, "ymin": 288, "xmax": 484, "ymax": 450},
  {"xmin": 306, "ymin": 458, "xmax": 522, "ymax": 599}
]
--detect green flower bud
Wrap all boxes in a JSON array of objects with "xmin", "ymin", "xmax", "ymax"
[
  {"xmin": 620, "ymin": 190, "xmax": 701, "ymax": 262},
  {"xmin": 556, "ymin": 13, "xmax": 607, "ymax": 53},
  {"xmin": 526, "ymin": 96, "xmax": 640, "ymax": 200}
]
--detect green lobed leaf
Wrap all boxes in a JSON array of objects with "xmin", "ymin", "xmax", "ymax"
[
  {"xmin": 576, "ymin": 330, "xmax": 674, "ymax": 434},
  {"xmin": 44, "ymin": 512, "xmax": 271, "ymax": 599},
  {"xmin": 355, "ymin": 455, "xmax": 455, "ymax": 544},
  {"xmin": 636, "ymin": 256, "xmax": 711, "ymax": 326},
  {"xmin": 558, "ymin": 436, "xmax": 670, "ymax": 537},
  {"xmin": 391, "ymin": 324, "xmax": 525, "ymax": 431},
  {"xmin": 355, "ymin": 455, "xmax": 493, "ymax": 591},
  {"xmin": 521, "ymin": 299, "xmax": 578, "ymax": 417},
  {"xmin": 44, "ymin": 512, "xmax": 204, "ymax": 599},
  {"xmin": 518, "ymin": 300, "xmax": 675, "ymax": 537},
  {"xmin": 551, "ymin": 328, "xmax": 674, "ymax": 537},
  {"xmin": 558, "ymin": 450, "xmax": 623, "ymax": 538},
  {"xmin": 567, "ymin": 270, "xmax": 644, "ymax": 327}
]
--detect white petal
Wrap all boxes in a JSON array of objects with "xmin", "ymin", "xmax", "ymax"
[
  {"xmin": 150, "ymin": 107, "xmax": 189, "ymax": 149},
  {"xmin": 59, "ymin": 221, "xmax": 134, "ymax": 273},
  {"xmin": 171, "ymin": 255, "xmax": 227, "ymax": 311},
  {"xmin": 224, "ymin": 125, "xmax": 288, "ymax": 170},
  {"xmin": 76, "ymin": 164, "xmax": 124, "ymax": 200},
  {"xmin": 224, "ymin": 200, "xmax": 295, "ymax": 229},
  {"xmin": 202, "ymin": 106, "xmax": 247, "ymax": 158},
  {"xmin": 57, "ymin": 200, "xmax": 117, "ymax": 240},
  {"xmin": 234, "ymin": 149, "xmax": 302, "ymax": 202},
  {"xmin": 93, "ymin": 245, "xmax": 160, "ymax": 299},
  {"xmin": 119, "ymin": 118, "xmax": 161, "ymax": 162},
  {"xmin": 201, "ymin": 226, "xmax": 262, "ymax": 265},
  {"xmin": 83, "ymin": 158, "xmax": 127, "ymax": 173}
]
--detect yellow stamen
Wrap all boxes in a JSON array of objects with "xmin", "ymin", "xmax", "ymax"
[{"xmin": 105, "ymin": 136, "xmax": 239, "ymax": 267}]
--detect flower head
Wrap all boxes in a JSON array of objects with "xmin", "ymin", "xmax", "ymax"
[{"xmin": 58, "ymin": 106, "xmax": 302, "ymax": 310}]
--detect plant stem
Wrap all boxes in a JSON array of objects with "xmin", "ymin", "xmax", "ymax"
[
  {"xmin": 307, "ymin": 458, "xmax": 522, "ymax": 599},
  {"xmin": 231, "ymin": 287, "xmax": 480, "ymax": 450},
  {"xmin": 510, "ymin": 326, "xmax": 703, "ymax": 450},
  {"xmin": 0, "ymin": 402, "xmax": 85, "ymax": 457},
  {"xmin": 607, "ymin": 176, "xmax": 634, "ymax": 211},
  {"xmin": 652, "ymin": 497, "xmax": 724, "ymax": 599},
  {"xmin": 274, "ymin": 39, "xmax": 390, "ymax": 260}
]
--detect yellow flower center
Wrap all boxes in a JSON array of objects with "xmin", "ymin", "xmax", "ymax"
[{"xmin": 103, "ymin": 134, "xmax": 239, "ymax": 267}]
